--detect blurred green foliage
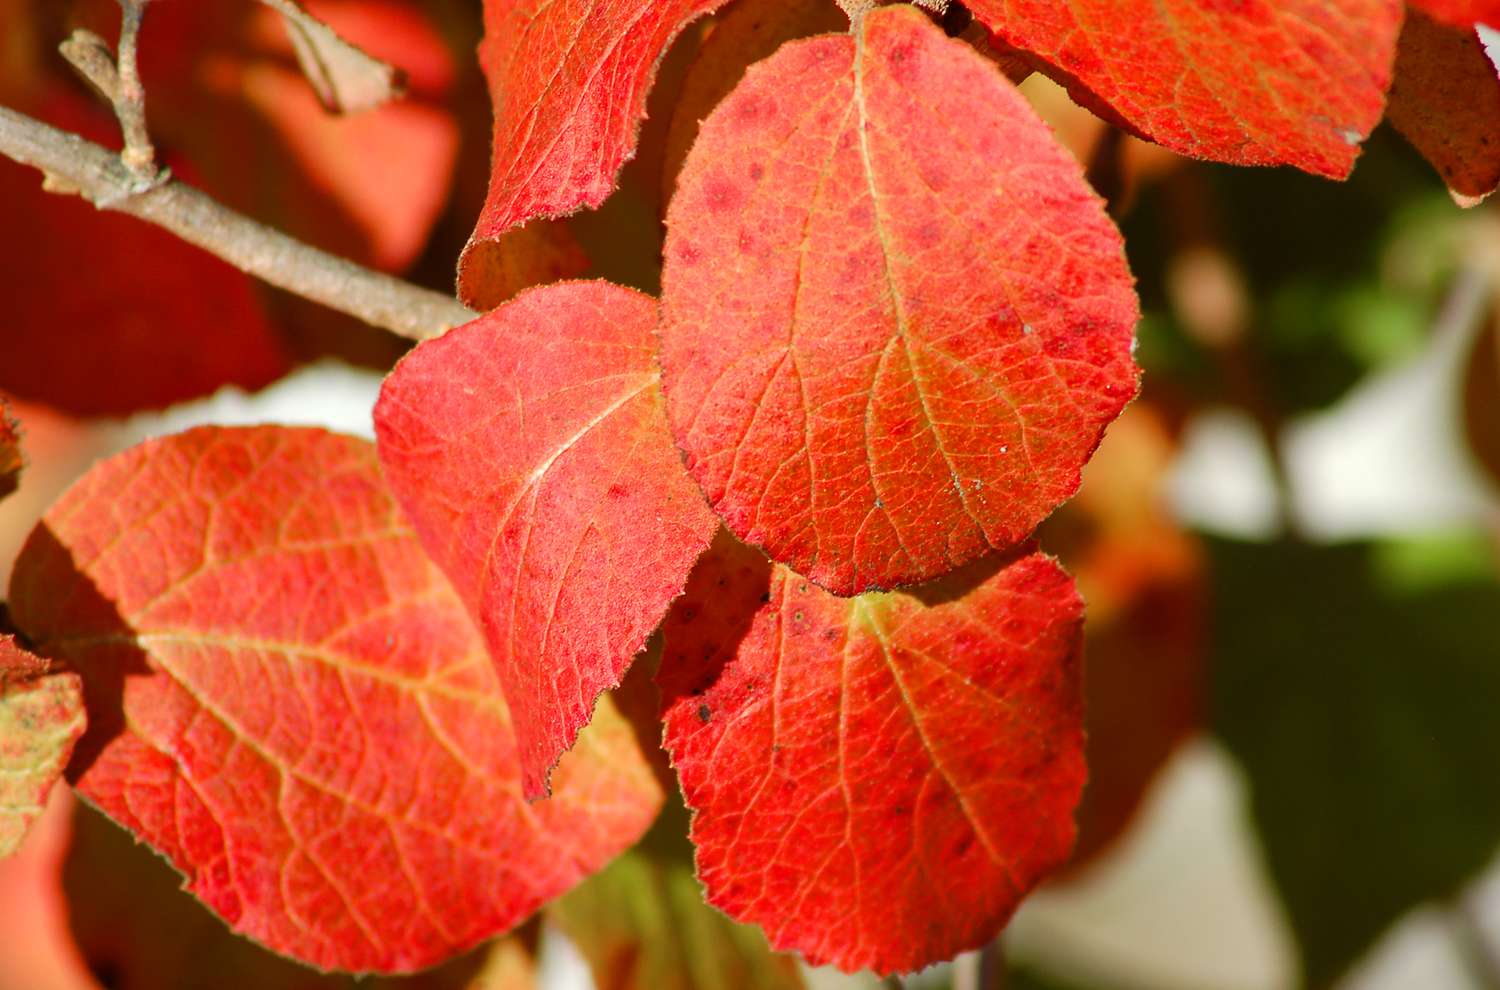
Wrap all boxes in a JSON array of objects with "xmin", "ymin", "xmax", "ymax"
[{"xmin": 1210, "ymin": 534, "xmax": 1500, "ymax": 988}]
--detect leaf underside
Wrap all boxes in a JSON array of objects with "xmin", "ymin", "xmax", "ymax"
[{"xmin": 1386, "ymin": 9, "xmax": 1500, "ymax": 206}]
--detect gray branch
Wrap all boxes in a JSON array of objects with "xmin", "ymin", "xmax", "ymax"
[{"xmin": 0, "ymin": 104, "xmax": 475, "ymax": 341}]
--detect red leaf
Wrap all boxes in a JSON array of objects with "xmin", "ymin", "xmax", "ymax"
[
  {"xmin": 0, "ymin": 637, "xmax": 85, "ymax": 860},
  {"xmin": 7, "ymin": 427, "xmax": 663, "ymax": 972},
  {"xmin": 659, "ymin": 6, "xmax": 1138, "ymax": 595},
  {"xmin": 464, "ymin": 0, "xmax": 728, "ymax": 241},
  {"xmin": 658, "ymin": 534, "xmax": 1085, "ymax": 973},
  {"xmin": 1409, "ymin": 0, "xmax": 1500, "ymax": 25},
  {"xmin": 62, "ymin": 800, "xmax": 532, "ymax": 990},
  {"xmin": 965, "ymin": 0, "xmax": 1402, "ymax": 177},
  {"xmin": 375, "ymin": 282, "xmax": 718, "ymax": 799},
  {"xmin": 661, "ymin": 0, "xmax": 849, "ymax": 202},
  {"xmin": 0, "ymin": 92, "xmax": 290, "ymax": 416},
  {"xmin": 1387, "ymin": 9, "xmax": 1500, "ymax": 206}
]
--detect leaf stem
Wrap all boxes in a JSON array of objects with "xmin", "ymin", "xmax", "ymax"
[{"xmin": 0, "ymin": 104, "xmax": 476, "ymax": 340}]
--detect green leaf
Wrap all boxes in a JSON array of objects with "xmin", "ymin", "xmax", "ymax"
[
  {"xmin": 549, "ymin": 803, "xmax": 805, "ymax": 990},
  {"xmin": 1210, "ymin": 536, "xmax": 1500, "ymax": 986}
]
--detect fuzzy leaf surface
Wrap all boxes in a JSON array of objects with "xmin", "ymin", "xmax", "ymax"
[
  {"xmin": 965, "ymin": 0, "xmax": 1401, "ymax": 177},
  {"xmin": 375, "ymin": 282, "xmax": 717, "ymax": 799},
  {"xmin": 7, "ymin": 426, "xmax": 663, "ymax": 973},
  {"xmin": 0, "ymin": 637, "xmax": 85, "ymax": 859},
  {"xmin": 660, "ymin": 6, "xmax": 1138, "ymax": 595},
  {"xmin": 1387, "ymin": 9, "xmax": 1500, "ymax": 206},
  {"xmin": 658, "ymin": 534, "xmax": 1085, "ymax": 973},
  {"xmin": 465, "ymin": 0, "xmax": 727, "ymax": 246}
]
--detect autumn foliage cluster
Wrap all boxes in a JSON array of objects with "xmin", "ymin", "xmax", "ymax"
[{"xmin": 2, "ymin": 0, "xmax": 1500, "ymax": 987}]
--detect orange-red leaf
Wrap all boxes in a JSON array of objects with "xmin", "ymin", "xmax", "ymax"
[
  {"xmin": 465, "ymin": 0, "xmax": 728, "ymax": 241},
  {"xmin": 1410, "ymin": 0, "xmax": 1500, "ymax": 25},
  {"xmin": 661, "ymin": 0, "xmax": 848, "ymax": 203},
  {"xmin": 7, "ymin": 427, "xmax": 663, "ymax": 972},
  {"xmin": 965, "ymin": 0, "xmax": 1402, "ymax": 177},
  {"xmin": 658, "ymin": 534, "xmax": 1085, "ymax": 974},
  {"xmin": 375, "ymin": 283, "xmax": 718, "ymax": 799},
  {"xmin": 1387, "ymin": 9, "xmax": 1500, "ymax": 206},
  {"xmin": 0, "ymin": 637, "xmax": 85, "ymax": 860},
  {"xmin": 659, "ymin": 6, "xmax": 1139, "ymax": 595}
]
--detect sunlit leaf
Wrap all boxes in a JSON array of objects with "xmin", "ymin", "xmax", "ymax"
[
  {"xmin": 464, "ymin": 0, "xmax": 728, "ymax": 244},
  {"xmin": 62, "ymin": 801, "xmax": 528, "ymax": 990},
  {"xmin": 8, "ymin": 426, "xmax": 663, "ymax": 972},
  {"xmin": 660, "ymin": 5, "xmax": 1138, "ymax": 594},
  {"xmin": 659, "ymin": 533, "xmax": 1085, "ymax": 973},
  {"xmin": 965, "ymin": 0, "xmax": 1402, "ymax": 177},
  {"xmin": 660, "ymin": 0, "xmax": 847, "ymax": 201},
  {"xmin": 375, "ymin": 282, "xmax": 717, "ymax": 799}
]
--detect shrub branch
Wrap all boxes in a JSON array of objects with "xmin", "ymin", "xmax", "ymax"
[
  {"xmin": 0, "ymin": 106, "xmax": 475, "ymax": 341},
  {"xmin": 3, "ymin": 0, "xmax": 475, "ymax": 342}
]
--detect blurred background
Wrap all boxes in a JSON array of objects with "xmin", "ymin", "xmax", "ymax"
[{"xmin": 2, "ymin": 2, "xmax": 1499, "ymax": 988}]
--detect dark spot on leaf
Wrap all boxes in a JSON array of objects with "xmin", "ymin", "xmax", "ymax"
[{"xmin": 697, "ymin": 703, "xmax": 712, "ymax": 723}]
